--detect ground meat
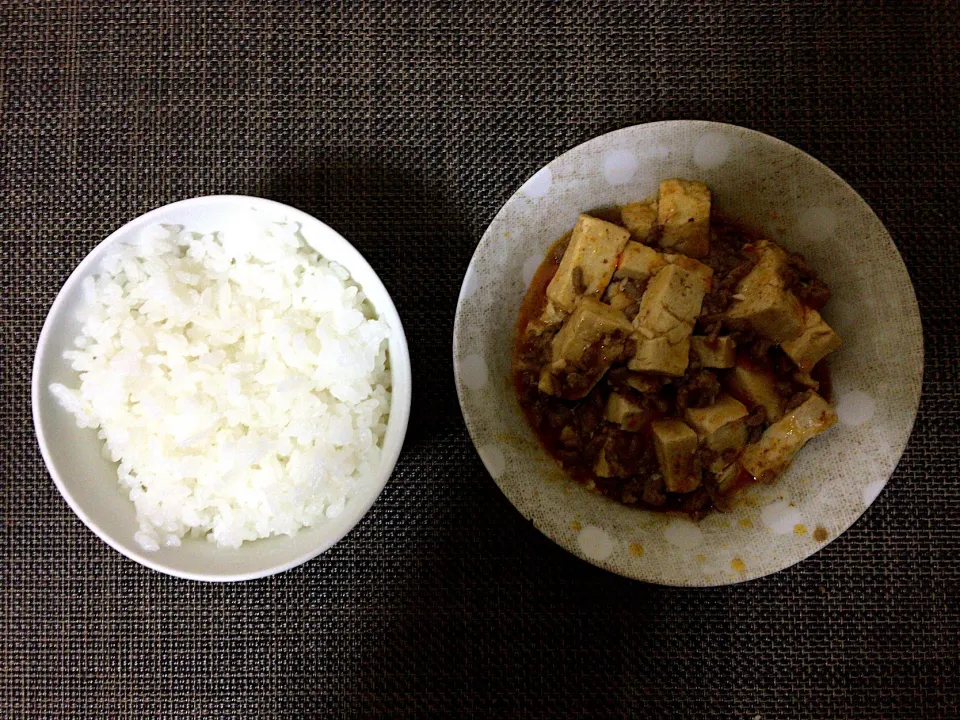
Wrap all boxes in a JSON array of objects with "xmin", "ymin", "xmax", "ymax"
[
  {"xmin": 785, "ymin": 390, "xmax": 812, "ymax": 412},
  {"xmin": 642, "ymin": 473, "xmax": 666, "ymax": 507},
  {"xmin": 699, "ymin": 232, "xmax": 758, "ymax": 317},
  {"xmin": 775, "ymin": 379, "xmax": 795, "ymax": 399},
  {"xmin": 604, "ymin": 432, "xmax": 657, "ymax": 478},
  {"xmin": 722, "ymin": 260, "xmax": 756, "ymax": 290},
  {"xmin": 727, "ymin": 327, "xmax": 756, "ymax": 346},
  {"xmin": 681, "ymin": 488, "xmax": 711, "ymax": 516},
  {"xmin": 696, "ymin": 221, "xmax": 763, "ymax": 335},
  {"xmin": 555, "ymin": 448, "xmax": 583, "ymax": 466},
  {"xmin": 554, "ymin": 329, "xmax": 632, "ymax": 398},
  {"xmin": 675, "ymin": 370, "xmax": 721, "ymax": 410},
  {"xmin": 782, "ymin": 253, "xmax": 831, "ymax": 309},
  {"xmin": 797, "ymin": 280, "xmax": 831, "ymax": 310},
  {"xmin": 700, "ymin": 290, "xmax": 729, "ymax": 319},
  {"xmin": 701, "ymin": 259, "xmax": 756, "ymax": 317},
  {"xmin": 555, "ymin": 369, "xmax": 593, "ymax": 398},
  {"xmin": 605, "ymin": 367, "xmax": 631, "ymax": 393},
  {"xmin": 702, "ymin": 472, "xmax": 733, "ymax": 513},
  {"xmin": 700, "ymin": 319, "xmax": 722, "ymax": 343},
  {"xmin": 745, "ymin": 405, "xmax": 767, "ymax": 427},
  {"xmin": 621, "ymin": 476, "xmax": 645, "ymax": 505},
  {"xmin": 650, "ymin": 394, "xmax": 670, "ymax": 413},
  {"xmin": 745, "ymin": 405, "xmax": 767, "ymax": 443},
  {"xmin": 575, "ymin": 390, "xmax": 606, "ymax": 434},
  {"xmin": 748, "ymin": 338, "xmax": 775, "ymax": 360},
  {"xmin": 544, "ymin": 404, "xmax": 574, "ymax": 433},
  {"xmin": 557, "ymin": 429, "xmax": 606, "ymax": 468},
  {"xmin": 774, "ymin": 352, "xmax": 794, "ymax": 378},
  {"xmin": 580, "ymin": 341, "xmax": 601, "ymax": 370},
  {"xmin": 515, "ymin": 326, "xmax": 558, "ymax": 369},
  {"xmin": 621, "ymin": 277, "xmax": 648, "ymax": 300},
  {"xmin": 691, "ymin": 447, "xmax": 715, "ymax": 479},
  {"xmin": 720, "ymin": 448, "xmax": 740, "ymax": 465},
  {"xmin": 704, "ymin": 235, "xmax": 754, "ymax": 277}
]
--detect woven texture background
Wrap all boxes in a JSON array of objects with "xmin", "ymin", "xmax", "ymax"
[{"xmin": 1, "ymin": 1, "xmax": 958, "ymax": 718}]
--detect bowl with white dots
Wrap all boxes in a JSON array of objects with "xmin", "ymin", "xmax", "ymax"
[{"xmin": 453, "ymin": 120, "xmax": 922, "ymax": 586}]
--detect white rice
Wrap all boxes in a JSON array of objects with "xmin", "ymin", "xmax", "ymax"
[{"xmin": 50, "ymin": 218, "xmax": 391, "ymax": 550}]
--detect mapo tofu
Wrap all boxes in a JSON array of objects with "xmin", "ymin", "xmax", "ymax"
[{"xmin": 512, "ymin": 179, "xmax": 841, "ymax": 517}]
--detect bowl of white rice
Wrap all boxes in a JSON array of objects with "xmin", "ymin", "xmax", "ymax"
[{"xmin": 32, "ymin": 196, "xmax": 412, "ymax": 582}]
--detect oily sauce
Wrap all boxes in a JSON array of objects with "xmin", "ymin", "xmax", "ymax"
[{"xmin": 514, "ymin": 233, "xmax": 568, "ymax": 339}]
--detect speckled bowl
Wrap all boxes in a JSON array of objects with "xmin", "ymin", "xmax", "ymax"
[{"xmin": 453, "ymin": 121, "xmax": 922, "ymax": 586}]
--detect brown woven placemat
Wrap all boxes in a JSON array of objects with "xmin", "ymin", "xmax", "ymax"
[{"xmin": 2, "ymin": 1, "xmax": 958, "ymax": 717}]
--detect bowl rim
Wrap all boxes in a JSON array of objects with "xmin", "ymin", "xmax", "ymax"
[
  {"xmin": 453, "ymin": 119, "xmax": 923, "ymax": 586},
  {"xmin": 32, "ymin": 194, "xmax": 412, "ymax": 582}
]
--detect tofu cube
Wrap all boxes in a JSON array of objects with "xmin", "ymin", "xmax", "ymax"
[
  {"xmin": 549, "ymin": 297, "xmax": 633, "ymax": 365},
  {"xmin": 546, "ymin": 214, "xmax": 631, "ymax": 312},
  {"xmin": 725, "ymin": 241, "xmax": 804, "ymax": 343},
  {"xmin": 691, "ymin": 335, "xmax": 736, "ymax": 368},
  {"xmin": 657, "ymin": 179, "xmax": 711, "ymax": 258},
  {"xmin": 792, "ymin": 371, "xmax": 820, "ymax": 390},
  {"xmin": 663, "ymin": 254, "xmax": 713, "ymax": 290},
  {"xmin": 651, "ymin": 419, "xmax": 701, "ymax": 493},
  {"xmin": 602, "ymin": 282, "xmax": 636, "ymax": 313},
  {"xmin": 593, "ymin": 436, "xmax": 633, "ymax": 478},
  {"xmin": 605, "ymin": 393, "xmax": 653, "ymax": 432},
  {"xmin": 538, "ymin": 297, "xmax": 633, "ymax": 399},
  {"xmin": 631, "ymin": 335, "xmax": 691, "ymax": 377},
  {"xmin": 625, "ymin": 372, "xmax": 663, "ymax": 394},
  {"xmin": 593, "ymin": 440, "xmax": 616, "ymax": 478},
  {"xmin": 781, "ymin": 308, "xmax": 841, "ymax": 372},
  {"xmin": 740, "ymin": 393, "xmax": 838, "ymax": 482},
  {"xmin": 628, "ymin": 264, "xmax": 707, "ymax": 376},
  {"xmin": 615, "ymin": 241, "xmax": 666, "ymax": 282},
  {"xmin": 637, "ymin": 264, "xmax": 708, "ymax": 333},
  {"xmin": 684, "ymin": 394, "xmax": 749, "ymax": 471},
  {"xmin": 536, "ymin": 300, "xmax": 567, "ymax": 328},
  {"xmin": 620, "ymin": 201, "xmax": 658, "ymax": 242},
  {"xmin": 725, "ymin": 360, "xmax": 784, "ymax": 422}
]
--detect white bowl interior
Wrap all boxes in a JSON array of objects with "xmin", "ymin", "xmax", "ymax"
[
  {"xmin": 454, "ymin": 121, "xmax": 922, "ymax": 585},
  {"xmin": 33, "ymin": 196, "xmax": 411, "ymax": 581}
]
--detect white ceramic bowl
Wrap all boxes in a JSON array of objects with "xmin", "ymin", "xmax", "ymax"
[
  {"xmin": 33, "ymin": 196, "xmax": 412, "ymax": 582},
  {"xmin": 454, "ymin": 121, "xmax": 922, "ymax": 586}
]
